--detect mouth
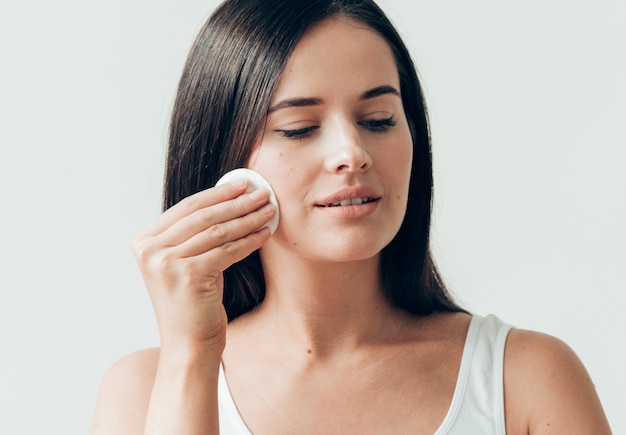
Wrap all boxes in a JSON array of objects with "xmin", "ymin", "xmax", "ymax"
[{"xmin": 322, "ymin": 197, "xmax": 378, "ymax": 207}]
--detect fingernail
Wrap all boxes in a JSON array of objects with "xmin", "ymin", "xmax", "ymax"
[
  {"xmin": 258, "ymin": 203, "xmax": 274, "ymax": 215},
  {"xmin": 249, "ymin": 188, "xmax": 268, "ymax": 201}
]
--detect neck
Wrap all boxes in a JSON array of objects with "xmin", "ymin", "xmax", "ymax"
[{"xmin": 249, "ymin": 247, "xmax": 407, "ymax": 359}]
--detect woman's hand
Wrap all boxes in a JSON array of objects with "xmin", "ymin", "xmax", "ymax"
[
  {"xmin": 132, "ymin": 179, "xmax": 275, "ymax": 354},
  {"xmin": 92, "ymin": 180, "xmax": 276, "ymax": 434}
]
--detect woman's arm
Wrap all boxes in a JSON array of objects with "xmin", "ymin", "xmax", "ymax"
[
  {"xmin": 92, "ymin": 181, "xmax": 275, "ymax": 434},
  {"xmin": 144, "ymin": 345, "xmax": 222, "ymax": 434},
  {"xmin": 91, "ymin": 346, "xmax": 223, "ymax": 435},
  {"xmin": 504, "ymin": 329, "xmax": 612, "ymax": 434}
]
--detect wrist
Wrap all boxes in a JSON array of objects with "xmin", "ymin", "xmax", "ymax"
[{"xmin": 158, "ymin": 340, "xmax": 224, "ymax": 373}]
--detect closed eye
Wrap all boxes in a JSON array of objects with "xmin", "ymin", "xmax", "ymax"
[
  {"xmin": 359, "ymin": 117, "xmax": 396, "ymax": 132},
  {"xmin": 275, "ymin": 126, "xmax": 319, "ymax": 140},
  {"xmin": 275, "ymin": 116, "xmax": 396, "ymax": 140}
]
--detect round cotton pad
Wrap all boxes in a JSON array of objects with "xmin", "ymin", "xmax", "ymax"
[{"xmin": 215, "ymin": 168, "xmax": 280, "ymax": 234}]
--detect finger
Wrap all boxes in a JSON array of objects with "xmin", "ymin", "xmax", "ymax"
[
  {"xmin": 197, "ymin": 226, "xmax": 272, "ymax": 272},
  {"xmin": 158, "ymin": 188, "xmax": 271, "ymax": 248},
  {"xmin": 139, "ymin": 180, "xmax": 249, "ymax": 238},
  {"xmin": 175, "ymin": 202, "xmax": 276, "ymax": 258}
]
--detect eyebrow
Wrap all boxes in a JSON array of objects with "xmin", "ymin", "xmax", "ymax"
[
  {"xmin": 267, "ymin": 85, "xmax": 400, "ymax": 114},
  {"xmin": 268, "ymin": 97, "xmax": 322, "ymax": 114},
  {"xmin": 360, "ymin": 85, "xmax": 400, "ymax": 101}
]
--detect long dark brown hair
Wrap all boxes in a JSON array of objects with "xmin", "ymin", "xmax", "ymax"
[{"xmin": 164, "ymin": 0, "xmax": 465, "ymax": 320}]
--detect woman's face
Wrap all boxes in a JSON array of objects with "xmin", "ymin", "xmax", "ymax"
[{"xmin": 248, "ymin": 17, "xmax": 413, "ymax": 263}]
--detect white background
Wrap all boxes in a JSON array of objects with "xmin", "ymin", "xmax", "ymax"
[{"xmin": 1, "ymin": 0, "xmax": 624, "ymax": 433}]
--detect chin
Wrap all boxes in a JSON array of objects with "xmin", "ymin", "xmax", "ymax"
[
  {"xmin": 304, "ymin": 238, "xmax": 390, "ymax": 264},
  {"xmin": 269, "ymin": 220, "xmax": 400, "ymax": 263}
]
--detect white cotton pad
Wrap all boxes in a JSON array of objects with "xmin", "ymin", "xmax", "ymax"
[{"xmin": 215, "ymin": 168, "xmax": 280, "ymax": 234}]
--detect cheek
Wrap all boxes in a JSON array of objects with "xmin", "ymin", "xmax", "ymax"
[
  {"xmin": 249, "ymin": 146, "xmax": 302, "ymax": 206},
  {"xmin": 381, "ymin": 132, "xmax": 413, "ymax": 192}
]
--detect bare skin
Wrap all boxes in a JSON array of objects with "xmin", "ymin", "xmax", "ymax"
[
  {"xmin": 92, "ymin": 314, "xmax": 611, "ymax": 434},
  {"xmin": 112, "ymin": 181, "xmax": 274, "ymax": 434},
  {"xmin": 91, "ymin": 17, "xmax": 611, "ymax": 435}
]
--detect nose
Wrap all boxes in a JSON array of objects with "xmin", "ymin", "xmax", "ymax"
[{"xmin": 324, "ymin": 121, "xmax": 373, "ymax": 174}]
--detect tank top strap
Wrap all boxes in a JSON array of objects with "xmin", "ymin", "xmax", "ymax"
[
  {"xmin": 435, "ymin": 314, "xmax": 512, "ymax": 435},
  {"xmin": 218, "ymin": 362, "xmax": 253, "ymax": 434}
]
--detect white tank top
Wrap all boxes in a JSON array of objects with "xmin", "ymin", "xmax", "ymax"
[{"xmin": 218, "ymin": 314, "xmax": 512, "ymax": 434}]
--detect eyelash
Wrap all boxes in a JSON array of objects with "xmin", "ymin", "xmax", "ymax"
[
  {"xmin": 361, "ymin": 117, "xmax": 397, "ymax": 132},
  {"xmin": 277, "ymin": 126, "xmax": 319, "ymax": 140},
  {"xmin": 275, "ymin": 116, "xmax": 397, "ymax": 140}
]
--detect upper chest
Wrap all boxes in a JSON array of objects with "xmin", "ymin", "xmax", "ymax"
[{"xmin": 222, "ymin": 333, "xmax": 467, "ymax": 434}]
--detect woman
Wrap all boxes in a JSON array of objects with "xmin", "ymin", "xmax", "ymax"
[{"xmin": 92, "ymin": 0, "xmax": 611, "ymax": 433}]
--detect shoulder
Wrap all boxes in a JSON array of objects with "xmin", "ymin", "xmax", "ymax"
[
  {"xmin": 503, "ymin": 329, "xmax": 611, "ymax": 434},
  {"xmin": 91, "ymin": 348, "xmax": 160, "ymax": 434}
]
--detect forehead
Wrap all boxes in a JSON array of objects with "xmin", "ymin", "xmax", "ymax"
[{"xmin": 273, "ymin": 17, "xmax": 400, "ymax": 99}]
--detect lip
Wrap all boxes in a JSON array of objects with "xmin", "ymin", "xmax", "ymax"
[
  {"xmin": 315, "ymin": 187, "xmax": 382, "ymax": 207},
  {"xmin": 314, "ymin": 186, "xmax": 382, "ymax": 219}
]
